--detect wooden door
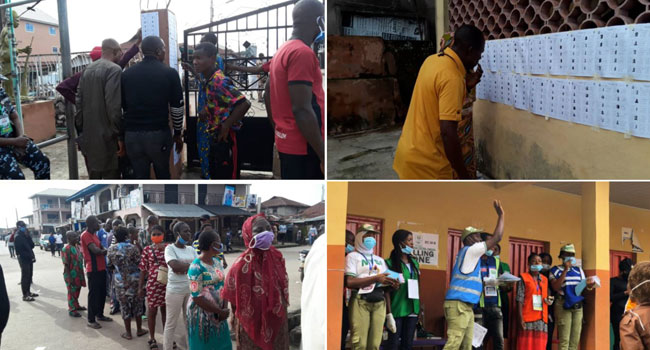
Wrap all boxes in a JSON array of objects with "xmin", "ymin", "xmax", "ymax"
[
  {"xmin": 346, "ymin": 215, "xmax": 384, "ymax": 256},
  {"xmin": 446, "ymin": 229, "xmax": 463, "ymax": 288},
  {"xmin": 610, "ymin": 250, "xmax": 635, "ymax": 278}
]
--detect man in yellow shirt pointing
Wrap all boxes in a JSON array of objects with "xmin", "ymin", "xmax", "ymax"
[{"xmin": 393, "ymin": 25, "xmax": 485, "ymax": 179}]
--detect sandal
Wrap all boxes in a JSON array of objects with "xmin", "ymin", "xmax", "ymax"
[
  {"xmin": 136, "ymin": 329, "xmax": 148, "ymax": 337},
  {"xmin": 69, "ymin": 311, "xmax": 82, "ymax": 317},
  {"xmin": 121, "ymin": 332, "xmax": 132, "ymax": 340},
  {"xmin": 148, "ymin": 339, "xmax": 159, "ymax": 349},
  {"xmin": 77, "ymin": 306, "xmax": 87, "ymax": 311}
]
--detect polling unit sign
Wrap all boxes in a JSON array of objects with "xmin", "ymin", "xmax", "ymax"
[{"xmin": 412, "ymin": 232, "xmax": 439, "ymax": 267}]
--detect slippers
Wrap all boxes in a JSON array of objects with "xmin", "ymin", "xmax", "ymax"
[
  {"xmin": 148, "ymin": 339, "xmax": 159, "ymax": 349},
  {"xmin": 121, "ymin": 332, "xmax": 133, "ymax": 340},
  {"xmin": 136, "ymin": 329, "xmax": 148, "ymax": 337},
  {"xmin": 69, "ymin": 311, "xmax": 82, "ymax": 317}
]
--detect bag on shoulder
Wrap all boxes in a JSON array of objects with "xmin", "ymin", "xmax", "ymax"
[{"xmin": 152, "ymin": 247, "xmax": 168, "ymax": 285}]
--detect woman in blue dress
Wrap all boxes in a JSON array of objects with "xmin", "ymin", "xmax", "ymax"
[{"xmin": 186, "ymin": 229, "xmax": 231, "ymax": 350}]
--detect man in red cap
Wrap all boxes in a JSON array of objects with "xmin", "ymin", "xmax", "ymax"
[{"xmin": 56, "ymin": 30, "xmax": 142, "ymax": 104}]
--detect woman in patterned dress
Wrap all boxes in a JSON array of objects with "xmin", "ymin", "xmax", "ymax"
[
  {"xmin": 186, "ymin": 229, "xmax": 232, "ymax": 350},
  {"xmin": 107, "ymin": 227, "xmax": 147, "ymax": 340},
  {"xmin": 138, "ymin": 225, "xmax": 168, "ymax": 349},
  {"xmin": 440, "ymin": 32, "xmax": 478, "ymax": 179},
  {"xmin": 61, "ymin": 231, "xmax": 86, "ymax": 317},
  {"xmin": 222, "ymin": 214, "xmax": 290, "ymax": 350}
]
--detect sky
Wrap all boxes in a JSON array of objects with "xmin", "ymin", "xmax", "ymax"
[
  {"xmin": 0, "ymin": 181, "xmax": 324, "ymax": 229},
  {"xmin": 30, "ymin": 0, "xmax": 292, "ymax": 53}
]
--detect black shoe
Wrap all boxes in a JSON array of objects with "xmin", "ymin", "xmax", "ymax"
[
  {"xmin": 22, "ymin": 296, "xmax": 35, "ymax": 302},
  {"xmin": 29, "ymin": 293, "xmax": 39, "ymax": 297},
  {"xmin": 87, "ymin": 321, "xmax": 102, "ymax": 329},
  {"xmin": 96, "ymin": 315, "xmax": 113, "ymax": 322}
]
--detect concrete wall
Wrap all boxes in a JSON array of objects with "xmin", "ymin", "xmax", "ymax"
[
  {"xmin": 15, "ymin": 21, "xmax": 60, "ymax": 55},
  {"xmin": 22, "ymin": 100, "xmax": 55, "ymax": 143},
  {"xmin": 473, "ymin": 100, "xmax": 650, "ymax": 179}
]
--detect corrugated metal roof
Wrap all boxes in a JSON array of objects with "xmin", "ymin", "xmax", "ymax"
[
  {"xmin": 66, "ymin": 185, "xmax": 109, "ymax": 202},
  {"xmin": 15, "ymin": 5, "xmax": 58, "ymax": 26},
  {"xmin": 143, "ymin": 204, "xmax": 213, "ymax": 218},
  {"xmin": 29, "ymin": 188, "xmax": 79, "ymax": 199},
  {"xmin": 199, "ymin": 205, "xmax": 252, "ymax": 216},
  {"xmin": 261, "ymin": 196, "xmax": 309, "ymax": 209}
]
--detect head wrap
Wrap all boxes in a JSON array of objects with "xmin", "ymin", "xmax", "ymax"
[{"xmin": 221, "ymin": 214, "xmax": 289, "ymax": 350}]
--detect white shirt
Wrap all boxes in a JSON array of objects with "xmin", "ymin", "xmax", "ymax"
[
  {"xmin": 165, "ymin": 244, "xmax": 198, "ymax": 294},
  {"xmin": 309, "ymin": 227, "xmax": 318, "ymax": 236},
  {"xmin": 345, "ymin": 251, "xmax": 388, "ymax": 277},
  {"xmin": 301, "ymin": 234, "xmax": 326, "ymax": 350},
  {"xmin": 460, "ymin": 241, "xmax": 487, "ymax": 274},
  {"xmin": 54, "ymin": 234, "xmax": 63, "ymax": 244}
]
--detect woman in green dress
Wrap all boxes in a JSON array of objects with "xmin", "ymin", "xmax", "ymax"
[{"xmin": 186, "ymin": 229, "xmax": 232, "ymax": 350}]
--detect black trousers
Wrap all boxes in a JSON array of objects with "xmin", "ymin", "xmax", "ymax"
[
  {"xmin": 611, "ymin": 308, "xmax": 625, "ymax": 350},
  {"xmin": 125, "ymin": 129, "xmax": 172, "ymax": 179},
  {"xmin": 87, "ymin": 270, "xmax": 107, "ymax": 323},
  {"xmin": 341, "ymin": 302, "xmax": 349, "ymax": 349},
  {"xmin": 18, "ymin": 259, "xmax": 32, "ymax": 297},
  {"xmin": 0, "ymin": 264, "xmax": 10, "ymax": 337},
  {"xmin": 279, "ymin": 147, "xmax": 323, "ymax": 180}
]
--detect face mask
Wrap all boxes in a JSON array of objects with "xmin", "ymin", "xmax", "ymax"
[
  {"xmin": 530, "ymin": 264, "xmax": 543, "ymax": 272},
  {"xmin": 212, "ymin": 242, "xmax": 224, "ymax": 253},
  {"xmin": 401, "ymin": 245, "xmax": 413, "ymax": 255},
  {"xmin": 313, "ymin": 16, "xmax": 324, "ymax": 45},
  {"xmin": 251, "ymin": 231, "xmax": 274, "ymax": 250},
  {"xmin": 363, "ymin": 237, "xmax": 376, "ymax": 250},
  {"xmin": 151, "ymin": 235, "xmax": 164, "ymax": 244},
  {"xmin": 494, "ymin": 255, "xmax": 500, "ymax": 260},
  {"xmin": 178, "ymin": 236, "xmax": 188, "ymax": 245},
  {"xmin": 345, "ymin": 244, "xmax": 354, "ymax": 254},
  {"xmin": 631, "ymin": 280, "xmax": 650, "ymax": 294},
  {"xmin": 486, "ymin": 250, "xmax": 494, "ymax": 257},
  {"xmin": 564, "ymin": 257, "xmax": 577, "ymax": 265},
  {"xmin": 542, "ymin": 264, "xmax": 551, "ymax": 271}
]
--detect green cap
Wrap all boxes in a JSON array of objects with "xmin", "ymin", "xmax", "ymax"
[
  {"xmin": 357, "ymin": 223, "xmax": 379, "ymax": 235},
  {"xmin": 461, "ymin": 226, "xmax": 484, "ymax": 242},
  {"xmin": 561, "ymin": 243, "xmax": 576, "ymax": 253}
]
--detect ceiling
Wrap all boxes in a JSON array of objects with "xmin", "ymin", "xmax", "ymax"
[{"xmin": 534, "ymin": 182, "xmax": 650, "ymax": 211}]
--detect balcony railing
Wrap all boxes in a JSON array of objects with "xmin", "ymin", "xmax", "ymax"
[{"xmin": 143, "ymin": 191, "xmax": 196, "ymax": 205}]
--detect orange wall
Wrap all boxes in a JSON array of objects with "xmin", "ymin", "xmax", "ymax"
[{"xmin": 16, "ymin": 21, "xmax": 60, "ymax": 55}]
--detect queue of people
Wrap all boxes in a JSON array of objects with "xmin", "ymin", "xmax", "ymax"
[{"xmin": 53, "ymin": 211, "xmax": 290, "ymax": 350}]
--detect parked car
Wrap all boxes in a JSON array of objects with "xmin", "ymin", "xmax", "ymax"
[{"xmin": 39, "ymin": 235, "xmax": 51, "ymax": 251}]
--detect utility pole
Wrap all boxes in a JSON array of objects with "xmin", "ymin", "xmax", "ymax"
[{"xmin": 57, "ymin": 0, "xmax": 78, "ymax": 179}]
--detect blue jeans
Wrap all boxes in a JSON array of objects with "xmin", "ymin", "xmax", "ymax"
[{"xmin": 386, "ymin": 316, "xmax": 418, "ymax": 350}]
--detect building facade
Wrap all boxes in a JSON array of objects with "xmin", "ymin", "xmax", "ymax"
[
  {"xmin": 261, "ymin": 196, "xmax": 310, "ymax": 217},
  {"xmin": 29, "ymin": 189, "xmax": 76, "ymax": 235},
  {"xmin": 67, "ymin": 184, "xmax": 251, "ymax": 235},
  {"xmin": 14, "ymin": 5, "xmax": 60, "ymax": 55}
]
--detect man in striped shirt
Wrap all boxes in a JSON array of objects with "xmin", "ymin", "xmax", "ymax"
[
  {"xmin": 121, "ymin": 36, "xmax": 185, "ymax": 179},
  {"xmin": 549, "ymin": 244, "xmax": 595, "ymax": 350}
]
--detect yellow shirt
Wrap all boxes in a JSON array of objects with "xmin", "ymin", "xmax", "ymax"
[{"xmin": 393, "ymin": 47, "xmax": 467, "ymax": 179}]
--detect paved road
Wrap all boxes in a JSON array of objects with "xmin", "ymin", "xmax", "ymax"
[{"xmin": 0, "ymin": 244, "xmax": 306, "ymax": 350}]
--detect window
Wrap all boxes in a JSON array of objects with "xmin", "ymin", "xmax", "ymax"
[
  {"xmin": 52, "ymin": 47, "xmax": 58, "ymax": 53},
  {"xmin": 25, "ymin": 23, "xmax": 34, "ymax": 33},
  {"xmin": 49, "ymin": 26, "xmax": 56, "ymax": 35},
  {"xmin": 47, "ymin": 214, "xmax": 58, "ymax": 220}
]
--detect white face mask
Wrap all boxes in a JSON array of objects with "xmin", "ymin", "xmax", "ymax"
[{"xmin": 631, "ymin": 279, "xmax": 650, "ymax": 294}]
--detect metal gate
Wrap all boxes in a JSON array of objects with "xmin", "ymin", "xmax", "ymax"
[{"xmin": 182, "ymin": 1, "xmax": 296, "ymax": 173}]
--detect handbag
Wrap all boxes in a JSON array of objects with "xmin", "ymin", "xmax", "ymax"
[{"xmin": 152, "ymin": 246, "xmax": 168, "ymax": 285}]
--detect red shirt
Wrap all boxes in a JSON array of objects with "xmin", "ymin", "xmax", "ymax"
[
  {"xmin": 80, "ymin": 230, "xmax": 106, "ymax": 273},
  {"xmin": 269, "ymin": 39, "xmax": 324, "ymax": 155}
]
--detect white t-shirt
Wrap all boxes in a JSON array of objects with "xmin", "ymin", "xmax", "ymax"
[
  {"xmin": 460, "ymin": 241, "xmax": 487, "ymax": 274},
  {"xmin": 165, "ymin": 244, "xmax": 198, "ymax": 294},
  {"xmin": 301, "ymin": 233, "xmax": 326, "ymax": 350},
  {"xmin": 55, "ymin": 234, "xmax": 63, "ymax": 244}
]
